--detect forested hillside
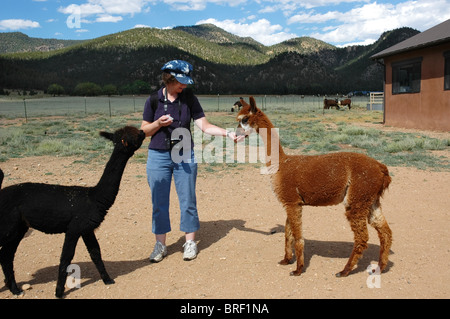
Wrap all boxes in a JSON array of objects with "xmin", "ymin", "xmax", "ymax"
[
  {"xmin": 0, "ymin": 32, "xmax": 84, "ymax": 54},
  {"xmin": 0, "ymin": 24, "xmax": 419, "ymax": 95}
]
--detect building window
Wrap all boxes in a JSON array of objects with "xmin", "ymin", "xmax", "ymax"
[
  {"xmin": 444, "ymin": 51, "xmax": 450, "ymax": 90},
  {"xmin": 392, "ymin": 58, "xmax": 422, "ymax": 94}
]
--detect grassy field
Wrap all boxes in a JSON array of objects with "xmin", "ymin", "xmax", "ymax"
[{"xmin": 0, "ymin": 96, "xmax": 449, "ymax": 171}]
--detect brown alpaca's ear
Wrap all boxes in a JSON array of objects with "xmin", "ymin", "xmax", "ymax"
[{"xmin": 249, "ymin": 96, "xmax": 258, "ymax": 113}]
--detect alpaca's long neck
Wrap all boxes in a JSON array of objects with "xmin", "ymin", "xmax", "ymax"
[
  {"xmin": 256, "ymin": 113, "xmax": 286, "ymax": 168},
  {"xmin": 91, "ymin": 148, "xmax": 130, "ymax": 211}
]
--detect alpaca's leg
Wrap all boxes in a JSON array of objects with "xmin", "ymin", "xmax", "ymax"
[
  {"xmin": 368, "ymin": 201, "xmax": 392, "ymax": 272},
  {"xmin": 337, "ymin": 210, "xmax": 369, "ymax": 277},
  {"xmin": 279, "ymin": 217, "xmax": 294, "ymax": 265},
  {"xmin": 0, "ymin": 224, "xmax": 28, "ymax": 295},
  {"xmin": 285, "ymin": 205, "xmax": 304, "ymax": 276},
  {"xmin": 82, "ymin": 231, "xmax": 115, "ymax": 285},
  {"xmin": 55, "ymin": 233, "xmax": 80, "ymax": 298},
  {"xmin": 0, "ymin": 244, "xmax": 21, "ymax": 295}
]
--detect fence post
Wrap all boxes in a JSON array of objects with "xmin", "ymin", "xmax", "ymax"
[
  {"xmin": 23, "ymin": 98, "xmax": 28, "ymax": 123},
  {"xmin": 109, "ymin": 98, "xmax": 112, "ymax": 117}
]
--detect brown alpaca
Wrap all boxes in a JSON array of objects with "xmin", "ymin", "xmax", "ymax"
[{"xmin": 237, "ymin": 97, "xmax": 392, "ymax": 277}]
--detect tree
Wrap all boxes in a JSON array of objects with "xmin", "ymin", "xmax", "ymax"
[
  {"xmin": 102, "ymin": 84, "xmax": 117, "ymax": 96},
  {"xmin": 74, "ymin": 82, "xmax": 102, "ymax": 96},
  {"xmin": 131, "ymin": 80, "xmax": 151, "ymax": 94},
  {"xmin": 118, "ymin": 80, "xmax": 151, "ymax": 95},
  {"xmin": 47, "ymin": 83, "xmax": 65, "ymax": 96}
]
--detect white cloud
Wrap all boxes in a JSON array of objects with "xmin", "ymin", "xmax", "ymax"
[
  {"xmin": 258, "ymin": 0, "xmax": 362, "ymax": 16},
  {"xmin": 134, "ymin": 24, "xmax": 151, "ymax": 28},
  {"xmin": 295, "ymin": 0, "xmax": 366, "ymax": 9},
  {"xmin": 59, "ymin": 0, "xmax": 151, "ymax": 20},
  {"xmin": 196, "ymin": 18, "xmax": 297, "ymax": 45},
  {"xmin": 258, "ymin": 5, "xmax": 277, "ymax": 14},
  {"xmin": 0, "ymin": 19, "xmax": 41, "ymax": 30},
  {"xmin": 93, "ymin": 0, "xmax": 148, "ymax": 15},
  {"xmin": 58, "ymin": 3, "xmax": 104, "ymax": 17},
  {"xmin": 163, "ymin": 0, "xmax": 246, "ymax": 11},
  {"xmin": 96, "ymin": 15, "xmax": 123, "ymax": 23},
  {"xmin": 287, "ymin": 0, "xmax": 450, "ymax": 46},
  {"xmin": 164, "ymin": 0, "xmax": 208, "ymax": 11},
  {"xmin": 336, "ymin": 38, "xmax": 377, "ymax": 47},
  {"xmin": 287, "ymin": 10, "xmax": 340, "ymax": 24}
]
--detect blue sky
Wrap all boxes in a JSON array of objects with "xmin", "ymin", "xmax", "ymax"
[{"xmin": 1, "ymin": 0, "xmax": 450, "ymax": 47}]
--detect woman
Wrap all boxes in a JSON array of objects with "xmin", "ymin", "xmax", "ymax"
[{"xmin": 141, "ymin": 60, "xmax": 240, "ymax": 262}]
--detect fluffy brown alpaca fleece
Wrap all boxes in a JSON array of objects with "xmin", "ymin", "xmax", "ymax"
[{"xmin": 237, "ymin": 97, "xmax": 392, "ymax": 277}]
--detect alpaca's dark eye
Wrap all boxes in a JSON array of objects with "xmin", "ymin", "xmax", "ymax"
[{"xmin": 241, "ymin": 117, "xmax": 249, "ymax": 124}]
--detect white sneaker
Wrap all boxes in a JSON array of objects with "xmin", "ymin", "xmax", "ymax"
[
  {"xmin": 149, "ymin": 241, "xmax": 167, "ymax": 262},
  {"xmin": 183, "ymin": 240, "xmax": 198, "ymax": 260}
]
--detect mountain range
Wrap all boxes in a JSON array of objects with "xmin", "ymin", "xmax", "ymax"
[{"xmin": 0, "ymin": 24, "xmax": 419, "ymax": 95}]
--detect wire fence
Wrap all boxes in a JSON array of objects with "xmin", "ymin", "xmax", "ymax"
[{"xmin": 0, "ymin": 95, "xmax": 372, "ymax": 120}]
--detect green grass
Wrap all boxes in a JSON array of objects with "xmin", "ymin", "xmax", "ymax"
[
  {"xmin": 0, "ymin": 116, "xmax": 140, "ymax": 163},
  {"xmin": 0, "ymin": 97, "xmax": 448, "ymax": 171},
  {"xmin": 196, "ymin": 106, "xmax": 449, "ymax": 171},
  {"xmin": 261, "ymin": 109, "xmax": 449, "ymax": 171}
]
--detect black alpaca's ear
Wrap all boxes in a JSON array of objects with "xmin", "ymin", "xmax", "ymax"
[
  {"xmin": 99, "ymin": 131, "xmax": 114, "ymax": 141},
  {"xmin": 249, "ymin": 96, "xmax": 258, "ymax": 113}
]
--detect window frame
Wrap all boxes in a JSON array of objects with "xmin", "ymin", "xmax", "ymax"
[
  {"xmin": 391, "ymin": 57, "xmax": 422, "ymax": 94},
  {"xmin": 444, "ymin": 51, "xmax": 450, "ymax": 91}
]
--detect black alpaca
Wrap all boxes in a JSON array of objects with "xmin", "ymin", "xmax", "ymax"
[{"xmin": 0, "ymin": 126, "xmax": 145, "ymax": 298}]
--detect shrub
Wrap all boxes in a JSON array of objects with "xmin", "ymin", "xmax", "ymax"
[
  {"xmin": 47, "ymin": 84, "xmax": 65, "ymax": 96},
  {"xmin": 74, "ymin": 82, "xmax": 102, "ymax": 96},
  {"xmin": 102, "ymin": 84, "xmax": 117, "ymax": 96}
]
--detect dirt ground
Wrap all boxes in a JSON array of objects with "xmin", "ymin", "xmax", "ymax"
[{"xmin": 0, "ymin": 132, "xmax": 449, "ymax": 300}]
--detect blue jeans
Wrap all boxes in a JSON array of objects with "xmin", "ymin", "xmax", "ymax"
[{"xmin": 146, "ymin": 149, "xmax": 199, "ymax": 234}]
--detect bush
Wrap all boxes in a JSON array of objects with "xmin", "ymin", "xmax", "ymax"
[
  {"xmin": 102, "ymin": 84, "xmax": 117, "ymax": 96},
  {"xmin": 74, "ymin": 82, "xmax": 102, "ymax": 96},
  {"xmin": 47, "ymin": 84, "xmax": 65, "ymax": 96},
  {"xmin": 118, "ymin": 80, "xmax": 151, "ymax": 95}
]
